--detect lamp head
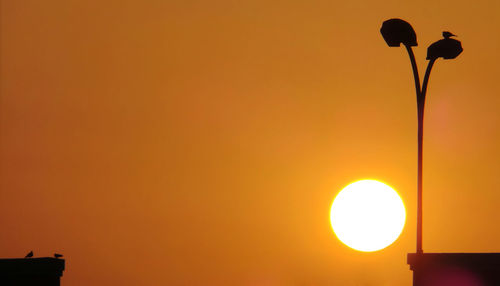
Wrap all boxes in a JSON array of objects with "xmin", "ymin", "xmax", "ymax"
[
  {"xmin": 381, "ymin": 18, "xmax": 418, "ymax": 47},
  {"xmin": 427, "ymin": 38, "xmax": 463, "ymax": 60}
]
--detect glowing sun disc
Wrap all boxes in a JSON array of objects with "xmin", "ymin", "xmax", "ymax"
[{"xmin": 330, "ymin": 179, "xmax": 406, "ymax": 252}]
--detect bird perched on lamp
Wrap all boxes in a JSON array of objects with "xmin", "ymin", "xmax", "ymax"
[
  {"xmin": 442, "ymin": 31, "xmax": 457, "ymax": 39},
  {"xmin": 24, "ymin": 251, "xmax": 33, "ymax": 258}
]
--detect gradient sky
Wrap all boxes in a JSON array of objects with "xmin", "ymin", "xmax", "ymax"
[{"xmin": 1, "ymin": 0, "xmax": 499, "ymax": 285}]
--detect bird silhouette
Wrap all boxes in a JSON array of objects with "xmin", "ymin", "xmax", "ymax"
[
  {"xmin": 24, "ymin": 251, "xmax": 33, "ymax": 258},
  {"xmin": 442, "ymin": 31, "xmax": 457, "ymax": 39},
  {"xmin": 54, "ymin": 253, "xmax": 63, "ymax": 259}
]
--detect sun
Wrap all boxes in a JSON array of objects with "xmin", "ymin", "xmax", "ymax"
[{"xmin": 330, "ymin": 179, "xmax": 406, "ymax": 252}]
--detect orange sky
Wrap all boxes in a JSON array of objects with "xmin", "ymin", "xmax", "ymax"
[{"xmin": 1, "ymin": 0, "xmax": 499, "ymax": 285}]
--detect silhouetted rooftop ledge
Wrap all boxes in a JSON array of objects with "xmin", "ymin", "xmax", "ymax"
[
  {"xmin": 0, "ymin": 257, "xmax": 65, "ymax": 276},
  {"xmin": 408, "ymin": 253, "xmax": 500, "ymax": 286},
  {"xmin": 408, "ymin": 252, "xmax": 500, "ymax": 270}
]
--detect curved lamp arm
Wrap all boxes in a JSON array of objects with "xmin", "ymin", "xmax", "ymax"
[
  {"xmin": 421, "ymin": 58, "xmax": 437, "ymax": 106},
  {"xmin": 404, "ymin": 45, "xmax": 422, "ymax": 100}
]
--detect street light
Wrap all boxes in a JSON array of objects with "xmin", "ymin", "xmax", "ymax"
[{"xmin": 380, "ymin": 18, "xmax": 463, "ymax": 254}]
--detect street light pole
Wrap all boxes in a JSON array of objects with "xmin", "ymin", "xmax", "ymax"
[
  {"xmin": 404, "ymin": 43, "xmax": 424, "ymax": 254},
  {"xmin": 403, "ymin": 44, "xmax": 425, "ymax": 253},
  {"xmin": 417, "ymin": 58, "xmax": 436, "ymax": 254},
  {"xmin": 380, "ymin": 18, "xmax": 463, "ymax": 256}
]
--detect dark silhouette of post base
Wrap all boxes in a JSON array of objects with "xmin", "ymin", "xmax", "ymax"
[
  {"xmin": 408, "ymin": 253, "xmax": 500, "ymax": 286},
  {"xmin": 0, "ymin": 257, "xmax": 65, "ymax": 286}
]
